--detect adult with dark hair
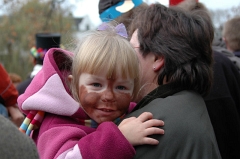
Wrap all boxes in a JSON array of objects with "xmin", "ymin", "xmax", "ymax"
[
  {"xmin": 17, "ymin": 33, "xmax": 61, "ymax": 95},
  {"xmin": 119, "ymin": 3, "xmax": 221, "ymax": 158},
  {"xmin": 176, "ymin": 1, "xmax": 240, "ymax": 158}
]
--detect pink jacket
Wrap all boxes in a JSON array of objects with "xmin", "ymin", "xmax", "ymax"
[{"xmin": 18, "ymin": 48, "xmax": 135, "ymax": 159}]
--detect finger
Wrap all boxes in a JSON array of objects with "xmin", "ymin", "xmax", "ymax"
[
  {"xmin": 120, "ymin": 116, "xmax": 136, "ymax": 123},
  {"xmin": 145, "ymin": 127, "xmax": 165, "ymax": 136},
  {"xmin": 137, "ymin": 112, "xmax": 153, "ymax": 122},
  {"xmin": 143, "ymin": 119, "xmax": 164, "ymax": 127},
  {"xmin": 142, "ymin": 137, "xmax": 159, "ymax": 145}
]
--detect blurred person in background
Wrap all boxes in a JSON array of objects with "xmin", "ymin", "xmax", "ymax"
[
  {"xmin": 17, "ymin": 33, "xmax": 61, "ymax": 95},
  {"xmin": 222, "ymin": 16, "xmax": 240, "ymax": 59},
  {"xmin": 0, "ymin": 64, "xmax": 24, "ymax": 127},
  {"xmin": 9, "ymin": 72, "xmax": 22, "ymax": 88},
  {"xmin": 212, "ymin": 37, "xmax": 240, "ymax": 72}
]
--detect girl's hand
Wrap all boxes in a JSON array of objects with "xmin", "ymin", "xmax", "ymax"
[{"xmin": 118, "ymin": 112, "xmax": 164, "ymax": 146}]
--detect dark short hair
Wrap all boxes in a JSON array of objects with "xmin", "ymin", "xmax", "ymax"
[{"xmin": 129, "ymin": 3, "xmax": 214, "ymax": 96}]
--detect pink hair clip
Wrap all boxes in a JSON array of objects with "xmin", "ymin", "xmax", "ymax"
[{"xmin": 97, "ymin": 22, "xmax": 128, "ymax": 38}]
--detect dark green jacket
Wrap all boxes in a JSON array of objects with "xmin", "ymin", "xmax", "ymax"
[{"xmin": 123, "ymin": 89, "xmax": 221, "ymax": 159}]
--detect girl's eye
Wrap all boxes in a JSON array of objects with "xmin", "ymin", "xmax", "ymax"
[
  {"xmin": 92, "ymin": 83, "xmax": 102, "ymax": 87},
  {"xmin": 116, "ymin": 86, "xmax": 126, "ymax": 90}
]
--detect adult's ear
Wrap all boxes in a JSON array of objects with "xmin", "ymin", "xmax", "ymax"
[
  {"xmin": 222, "ymin": 37, "xmax": 233, "ymax": 52},
  {"xmin": 153, "ymin": 55, "xmax": 164, "ymax": 72}
]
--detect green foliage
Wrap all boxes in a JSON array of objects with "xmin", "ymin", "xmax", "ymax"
[{"xmin": 0, "ymin": 0, "xmax": 76, "ymax": 80}]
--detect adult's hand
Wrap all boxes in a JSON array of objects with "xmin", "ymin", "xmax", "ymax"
[
  {"xmin": 118, "ymin": 112, "xmax": 164, "ymax": 146},
  {"xmin": 7, "ymin": 105, "xmax": 24, "ymax": 127}
]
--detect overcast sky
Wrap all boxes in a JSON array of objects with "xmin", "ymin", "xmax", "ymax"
[
  {"xmin": 1, "ymin": 0, "xmax": 238, "ymax": 25},
  {"xmin": 69, "ymin": 0, "xmax": 240, "ymax": 26}
]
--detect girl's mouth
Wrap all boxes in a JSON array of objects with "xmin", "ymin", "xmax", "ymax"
[{"xmin": 99, "ymin": 108, "xmax": 113, "ymax": 112}]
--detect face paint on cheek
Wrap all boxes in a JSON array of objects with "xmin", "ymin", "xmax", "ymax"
[
  {"xmin": 115, "ymin": 92, "xmax": 132, "ymax": 112},
  {"xmin": 79, "ymin": 85, "xmax": 100, "ymax": 109}
]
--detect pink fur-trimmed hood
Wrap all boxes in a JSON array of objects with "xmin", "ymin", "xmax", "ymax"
[{"xmin": 18, "ymin": 48, "xmax": 82, "ymax": 117}]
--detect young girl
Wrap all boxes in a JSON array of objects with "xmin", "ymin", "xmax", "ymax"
[{"xmin": 18, "ymin": 23, "xmax": 164, "ymax": 159}]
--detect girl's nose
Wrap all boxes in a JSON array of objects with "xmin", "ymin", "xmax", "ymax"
[{"xmin": 102, "ymin": 89, "xmax": 115, "ymax": 102}]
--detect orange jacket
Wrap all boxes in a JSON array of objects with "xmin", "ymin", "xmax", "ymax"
[{"xmin": 0, "ymin": 64, "xmax": 18, "ymax": 106}]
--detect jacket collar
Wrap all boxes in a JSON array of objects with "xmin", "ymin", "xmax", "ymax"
[{"xmin": 132, "ymin": 83, "xmax": 185, "ymax": 111}]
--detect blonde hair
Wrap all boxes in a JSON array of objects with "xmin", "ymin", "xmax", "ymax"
[
  {"xmin": 70, "ymin": 23, "xmax": 139, "ymax": 102},
  {"xmin": 222, "ymin": 16, "xmax": 240, "ymax": 51}
]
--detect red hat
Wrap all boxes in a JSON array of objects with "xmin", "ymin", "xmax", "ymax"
[{"xmin": 169, "ymin": 0, "xmax": 198, "ymax": 6}]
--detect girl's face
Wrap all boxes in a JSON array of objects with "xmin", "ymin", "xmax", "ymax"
[{"xmin": 78, "ymin": 70, "xmax": 134, "ymax": 124}]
